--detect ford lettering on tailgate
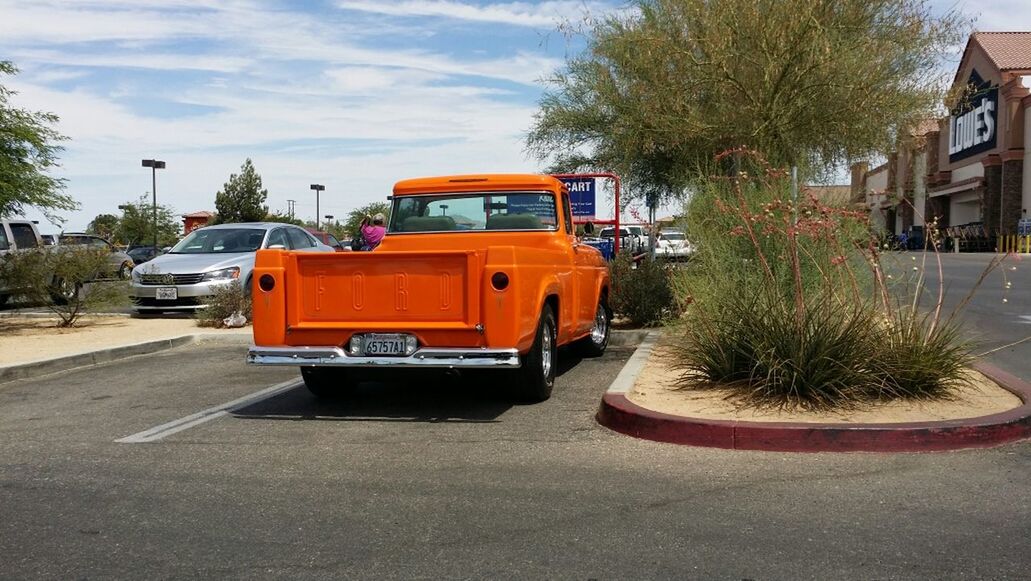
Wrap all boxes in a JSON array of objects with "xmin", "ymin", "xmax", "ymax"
[{"xmin": 295, "ymin": 253, "xmax": 469, "ymax": 322}]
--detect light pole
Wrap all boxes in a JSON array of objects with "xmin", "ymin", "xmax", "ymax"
[
  {"xmin": 310, "ymin": 184, "xmax": 325, "ymax": 228},
  {"xmin": 324, "ymin": 215, "xmax": 334, "ymax": 231},
  {"xmin": 142, "ymin": 159, "xmax": 165, "ymax": 249}
]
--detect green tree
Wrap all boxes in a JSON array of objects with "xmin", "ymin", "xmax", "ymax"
[
  {"xmin": 115, "ymin": 195, "xmax": 181, "ymax": 248},
  {"xmin": 264, "ymin": 210, "xmax": 305, "ymax": 226},
  {"xmin": 214, "ymin": 158, "xmax": 268, "ymax": 223},
  {"xmin": 86, "ymin": 213, "xmax": 119, "ymax": 241},
  {"xmin": 343, "ymin": 202, "xmax": 390, "ymax": 238},
  {"xmin": 0, "ymin": 61, "xmax": 77, "ymax": 221},
  {"xmin": 527, "ymin": 0, "xmax": 965, "ymax": 202}
]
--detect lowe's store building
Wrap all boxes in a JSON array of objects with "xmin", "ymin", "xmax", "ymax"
[{"xmin": 853, "ymin": 32, "xmax": 1031, "ymax": 250}]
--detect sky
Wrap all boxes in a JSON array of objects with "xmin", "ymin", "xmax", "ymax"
[{"xmin": 2, "ymin": 0, "xmax": 1030, "ymax": 233}]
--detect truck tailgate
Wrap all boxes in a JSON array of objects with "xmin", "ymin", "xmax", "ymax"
[{"xmin": 286, "ymin": 250, "xmax": 479, "ymax": 329}]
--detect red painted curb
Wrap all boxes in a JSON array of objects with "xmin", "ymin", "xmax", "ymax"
[{"xmin": 597, "ymin": 361, "xmax": 1031, "ymax": 453}]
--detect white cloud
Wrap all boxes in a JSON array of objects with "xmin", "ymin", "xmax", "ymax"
[{"xmin": 337, "ymin": 1, "xmax": 606, "ymax": 28}]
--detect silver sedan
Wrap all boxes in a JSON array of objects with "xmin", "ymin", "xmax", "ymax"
[{"xmin": 129, "ymin": 222, "xmax": 333, "ymax": 312}]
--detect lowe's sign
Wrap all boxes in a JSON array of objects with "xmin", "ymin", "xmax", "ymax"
[
  {"xmin": 558, "ymin": 177, "xmax": 596, "ymax": 220},
  {"xmin": 949, "ymin": 70, "xmax": 998, "ymax": 162}
]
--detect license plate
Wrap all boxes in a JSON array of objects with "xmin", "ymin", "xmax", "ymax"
[
  {"xmin": 363, "ymin": 334, "xmax": 409, "ymax": 356},
  {"xmin": 156, "ymin": 287, "xmax": 178, "ymax": 300}
]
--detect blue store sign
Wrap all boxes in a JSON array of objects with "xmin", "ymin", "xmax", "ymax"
[{"xmin": 558, "ymin": 177, "xmax": 597, "ymax": 220}]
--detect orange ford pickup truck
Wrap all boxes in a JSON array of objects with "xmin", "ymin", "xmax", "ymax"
[{"xmin": 247, "ymin": 174, "xmax": 611, "ymax": 401}]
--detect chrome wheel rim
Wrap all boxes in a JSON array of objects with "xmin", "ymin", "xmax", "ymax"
[
  {"xmin": 591, "ymin": 303, "xmax": 608, "ymax": 345},
  {"xmin": 541, "ymin": 320, "xmax": 553, "ymax": 379}
]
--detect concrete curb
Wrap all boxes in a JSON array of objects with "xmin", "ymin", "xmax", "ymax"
[
  {"xmin": 0, "ymin": 332, "xmax": 251, "ymax": 385},
  {"xmin": 608, "ymin": 329, "xmax": 652, "ymax": 347},
  {"xmin": 596, "ymin": 332, "xmax": 1031, "ymax": 453}
]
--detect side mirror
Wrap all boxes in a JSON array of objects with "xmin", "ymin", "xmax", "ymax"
[{"xmin": 583, "ymin": 221, "xmax": 595, "ymax": 236}]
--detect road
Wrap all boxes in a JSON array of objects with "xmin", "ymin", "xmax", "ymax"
[
  {"xmin": 882, "ymin": 252, "xmax": 1031, "ymax": 381},
  {"xmin": 1, "ymin": 341, "xmax": 1028, "ymax": 579}
]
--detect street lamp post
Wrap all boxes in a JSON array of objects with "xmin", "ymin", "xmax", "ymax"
[
  {"xmin": 324, "ymin": 215, "xmax": 334, "ymax": 231},
  {"xmin": 142, "ymin": 159, "xmax": 165, "ymax": 250},
  {"xmin": 310, "ymin": 184, "xmax": 325, "ymax": 228}
]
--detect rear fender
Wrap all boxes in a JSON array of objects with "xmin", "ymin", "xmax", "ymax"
[{"xmin": 252, "ymin": 248, "xmax": 288, "ymax": 346}]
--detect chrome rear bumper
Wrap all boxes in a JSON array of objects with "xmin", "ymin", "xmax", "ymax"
[{"xmin": 247, "ymin": 346, "xmax": 521, "ymax": 368}]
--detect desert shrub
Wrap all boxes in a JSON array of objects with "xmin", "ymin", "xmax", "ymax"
[
  {"xmin": 0, "ymin": 246, "xmax": 128, "ymax": 327},
  {"xmin": 609, "ymin": 251, "xmax": 679, "ymax": 327},
  {"xmin": 670, "ymin": 149, "xmax": 973, "ymax": 410},
  {"xmin": 195, "ymin": 281, "xmax": 251, "ymax": 328}
]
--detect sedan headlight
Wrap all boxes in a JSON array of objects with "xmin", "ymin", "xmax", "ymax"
[
  {"xmin": 130, "ymin": 268, "xmax": 141, "ymax": 282},
  {"xmin": 202, "ymin": 267, "xmax": 241, "ymax": 281}
]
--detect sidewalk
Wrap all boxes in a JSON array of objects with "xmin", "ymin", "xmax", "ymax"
[{"xmin": 0, "ymin": 315, "xmax": 250, "ymax": 383}]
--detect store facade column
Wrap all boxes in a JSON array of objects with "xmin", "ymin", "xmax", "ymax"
[
  {"xmin": 1001, "ymin": 150, "xmax": 1024, "ymax": 234},
  {"xmin": 982, "ymin": 154, "xmax": 1002, "ymax": 237}
]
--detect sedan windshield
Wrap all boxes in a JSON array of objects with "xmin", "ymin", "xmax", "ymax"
[
  {"xmin": 169, "ymin": 228, "xmax": 265, "ymax": 254},
  {"xmin": 662, "ymin": 233, "xmax": 686, "ymax": 241}
]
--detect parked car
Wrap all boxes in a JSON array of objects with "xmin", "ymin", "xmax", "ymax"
[
  {"xmin": 128, "ymin": 222, "xmax": 335, "ymax": 312},
  {"xmin": 598, "ymin": 227, "xmax": 642, "ymax": 254},
  {"xmin": 57, "ymin": 233, "xmax": 135, "ymax": 279},
  {"xmin": 248, "ymin": 174, "xmax": 612, "ymax": 402},
  {"xmin": 307, "ymin": 229, "xmax": 348, "ymax": 252},
  {"xmin": 655, "ymin": 230, "xmax": 694, "ymax": 260},
  {"xmin": 626, "ymin": 225, "xmax": 650, "ymax": 252},
  {"xmin": 0, "ymin": 219, "xmax": 45, "ymax": 306},
  {"xmin": 126, "ymin": 245, "xmax": 164, "ymax": 266}
]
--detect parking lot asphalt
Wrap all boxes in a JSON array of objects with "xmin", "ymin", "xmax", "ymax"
[{"xmin": 1, "ymin": 342, "xmax": 1029, "ymax": 580}]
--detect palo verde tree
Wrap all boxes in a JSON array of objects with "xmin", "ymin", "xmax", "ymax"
[
  {"xmin": 527, "ymin": 0, "xmax": 966, "ymax": 202},
  {"xmin": 214, "ymin": 158, "xmax": 269, "ymax": 223},
  {"xmin": 343, "ymin": 202, "xmax": 390, "ymax": 238},
  {"xmin": 115, "ymin": 195, "xmax": 181, "ymax": 248},
  {"xmin": 86, "ymin": 213, "xmax": 119, "ymax": 241},
  {"xmin": 0, "ymin": 61, "xmax": 77, "ymax": 221}
]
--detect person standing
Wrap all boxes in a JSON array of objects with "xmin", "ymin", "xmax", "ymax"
[{"xmin": 360, "ymin": 212, "xmax": 387, "ymax": 250}]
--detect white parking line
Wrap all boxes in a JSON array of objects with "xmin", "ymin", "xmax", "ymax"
[{"xmin": 115, "ymin": 378, "xmax": 301, "ymax": 443}]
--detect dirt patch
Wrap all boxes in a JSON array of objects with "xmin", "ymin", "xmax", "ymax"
[
  {"xmin": 0, "ymin": 316, "xmax": 250, "ymax": 366},
  {"xmin": 629, "ymin": 344, "xmax": 1023, "ymax": 424}
]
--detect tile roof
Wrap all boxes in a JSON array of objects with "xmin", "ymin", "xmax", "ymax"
[{"xmin": 971, "ymin": 32, "xmax": 1031, "ymax": 72}]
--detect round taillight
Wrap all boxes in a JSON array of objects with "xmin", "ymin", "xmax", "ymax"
[
  {"xmin": 491, "ymin": 272, "xmax": 509, "ymax": 291},
  {"xmin": 258, "ymin": 274, "xmax": 276, "ymax": 292}
]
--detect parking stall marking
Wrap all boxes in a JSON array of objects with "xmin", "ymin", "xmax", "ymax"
[{"xmin": 115, "ymin": 378, "xmax": 301, "ymax": 443}]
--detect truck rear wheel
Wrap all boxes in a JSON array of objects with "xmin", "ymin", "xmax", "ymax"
[
  {"xmin": 301, "ymin": 367, "xmax": 352, "ymax": 399},
  {"xmin": 514, "ymin": 305, "xmax": 557, "ymax": 402}
]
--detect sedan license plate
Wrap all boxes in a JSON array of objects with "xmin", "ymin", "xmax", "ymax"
[
  {"xmin": 155, "ymin": 287, "xmax": 178, "ymax": 300},
  {"xmin": 363, "ymin": 334, "xmax": 409, "ymax": 356}
]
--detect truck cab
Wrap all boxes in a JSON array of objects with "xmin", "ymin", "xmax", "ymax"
[{"xmin": 247, "ymin": 174, "xmax": 611, "ymax": 401}]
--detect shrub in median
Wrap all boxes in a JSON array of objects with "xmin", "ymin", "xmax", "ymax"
[
  {"xmin": 609, "ymin": 251, "xmax": 679, "ymax": 327},
  {"xmin": 671, "ymin": 150, "xmax": 974, "ymax": 410},
  {"xmin": 0, "ymin": 246, "xmax": 128, "ymax": 327},
  {"xmin": 195, "ymin": 281, "xmax": 251, "ymax": 328}
]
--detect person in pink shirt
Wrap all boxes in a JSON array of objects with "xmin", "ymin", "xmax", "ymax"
[{"xmin": 359, "ymin": 212, "xmax": 387, "ymax": 250}]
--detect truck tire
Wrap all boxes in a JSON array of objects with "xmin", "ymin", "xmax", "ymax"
[
  {"xmin": 576, "ymin": 297, "xmax": 611, "ymax": 357},
  {"xmin": 514, "ymin": 305, "xmax": 557, "ymax": 402},
  {"xmin": 301, "ymin": 367, "xmax": 352, "ymax": 399}
]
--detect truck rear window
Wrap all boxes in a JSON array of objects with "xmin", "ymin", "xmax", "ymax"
[{"xmin": 389, "ymin": 192, "xmax": 558, "ymax": 233}]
